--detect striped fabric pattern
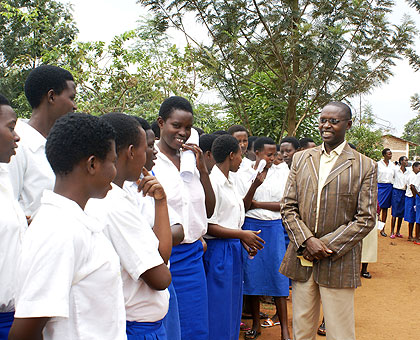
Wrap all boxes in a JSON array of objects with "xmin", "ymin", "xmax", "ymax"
[{"xmin": 280, "ymin": 144, "xmax": 378, "ymax": 288}]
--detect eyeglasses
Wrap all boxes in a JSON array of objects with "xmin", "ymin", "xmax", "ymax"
[{"xmin": 319, "ymin": 118, "xmax": 350, "ymax": 125}]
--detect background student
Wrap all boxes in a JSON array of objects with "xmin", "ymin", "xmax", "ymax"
[
  {"xmin": 390, "ymin": 156, "xmax": 409, "ymax": 238},
  {"xmin": 204, "ymin": 135, "xmax": 264, "ymax": 340},
  {"xmin": 8, "ymin": 65, "xmax": 76, "ymax": 218},
  {"xmin": 86, "ymin": 113, "xmax": 172, "ymax": 340},
  {"xmin": 0, "ymin": 94, "xmax": 27, "ymax": 340},
  {"xmin": 377, "ymin": 148, "xmax": 395, "ymax": 237},
  {"xmin": 236, "ymin": 136, "xmax": 291, "ymax": 340},
  {"xmin": 9, "ymin": 113, "xmax": 126, "ymax": 340},
  {"xmin": 405, "ymin": 162, "xmax": 420, "ymax": 241}
]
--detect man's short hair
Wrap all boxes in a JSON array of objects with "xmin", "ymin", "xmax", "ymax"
[
  {"xmin": 212, "ymin": 135, "xmax": 240, "ymax": 164},
  {"xmin": 0, "ymin": 94, "xmax": 10, "ymax": 107},
  {"xmin": 199, "ymin": 133, "xmax": 218, "ymax": 153},
  {"xmin": 159, "ymin": 96, "xmax": 193, "ymax": 121},
  {"xmin": 133, "ymin": 116, "xmax": 151, "ymax": 131},
  {"xmin": 399, "ymin": 156, "xmax": 407, "ymax": 164},
  {"xmin": 100, "ymin": 113, "xmax": 141, "ymax": 154},
  {"xmin": 280, "ymin": 137, "xmax": 300, "ymax": 150},
  {"xmin": 227, "ymin": 125, "xmax": 249, "ymax": 136},
  {"xmin": 254, "ymin": 137, "xmax": 276, "ymax": 152},
  {"xmin": 382, "ymin": 148, "xmax": 391, "ymax": 156},
  {"xmin": 151, "ymin": 121, "xmax": 160, "ymax": 139},
  {"xmin": 24, "ymin": 65, "xmax": 74, "ymax": 109},
  {"xmin": 46, "ymin": 113, "xmax": 115, "ymax": 175},
  {"xmin": 325, "ymin": 101, "xmax": 352, "ymax": 119},
  {"xmin": 276, "ymin": 144, "xmax": 280, "ymax": 152},
  {"xmin": 413, "ymin": 162, "xmax": 420, "ymax": 168},
  {"xmin": 299, "ymin": 137, "xmax": 315, "ymax": 149}
]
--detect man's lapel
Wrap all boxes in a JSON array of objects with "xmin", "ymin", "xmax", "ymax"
[
  {"xmin": 322, "ymin": 143, "xmax": 355, "ymax": 189},
  {"xmin": 307, "ymin": 146, "xmax": 321, "ymax": 192}
]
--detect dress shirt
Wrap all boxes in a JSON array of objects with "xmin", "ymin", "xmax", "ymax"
[
  {"xmin": 235, "ymin": 162, "xmax": 289, "ymax": 220},
  {"xmin": 393, "ymin": 167, "xmax": 409, "ymax": 190},
  {"xmin": 406, "ymin": 171, "xmax": 418, "ymax": 197},
  {"xmin": 206, "ymin": 165, "xmax": 245, "ymax": 239},
  {"xmin": 315, "ymin": 141, "xmax": 347, "ymax": 232},
  {"xmin": 7, "ymin": 119, "xmax": 55, "ymax": 216},
  {"xmin": 377, "ymin": 159, "xmax": 395, "ymax": 184},
  {"xmin": 15, "ymin": 191, "xmax": 126, "ymax": 340},
  {"xmin": 0, "ymin": 164, "xmax": 27, "ymax": 312},
  {"xmin": 86, "ymin": 184, "xmax": 169, "ymax": 323},
  {"xmin": 153, "ymin": 144, "xmax": 207, "ymax": 244}
]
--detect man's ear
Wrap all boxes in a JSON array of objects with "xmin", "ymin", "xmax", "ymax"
[
  {"xmin": 346, "ymin": 120, "xmax": 353, "ymax": 131},
  {"xmin": 127, "ymin": 145, "xmax": 135, "ymax": 160},
  {"xmin": 204, "ymin": 150, "xmax": 211, "ymax": 159},
  {"xmin": 229, "ymin": 151, "xmax": 235, "ymax": 161}
]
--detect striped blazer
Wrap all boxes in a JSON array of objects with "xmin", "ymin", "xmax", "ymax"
[{"xmin": 279, "ymin": 143, "xmax": 377, "ymax": 288}]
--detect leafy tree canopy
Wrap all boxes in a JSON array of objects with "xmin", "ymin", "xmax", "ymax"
[{"xmin": 138, "ymin": 0, "xmax": 420, "ymax": 136}]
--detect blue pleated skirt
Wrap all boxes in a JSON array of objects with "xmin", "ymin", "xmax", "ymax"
[
  {"xmin": 169, "ymin": 240, "xmax": 208, "ymax": 340},
  {"xmin": 404, "ymin": 196, "xmax": 416, "ymax": 223},
  {"xmin": 391, "ymin": 188, "xmax": 405, "ymax": 218},
  {"xmin": 242, "ymin": 218, "xmax": 289, "ymax": 297},
  {"xmin": 127, "ymin": 320, "xmax": 166, "ymax": 340},
  {"xmin": 0, "ymin": 312, "xmax": 14, "ymax": 340},
  {"xmin": 378, "ymin": 183, "xmax": 393, "ymax": 209},
  {"xmin": 203, "ymin": 238, "xmax": 243, "ymax": 340},
  {"xmin": 162, "ymin": 282, "xmax": 181, "ymax": 340}
]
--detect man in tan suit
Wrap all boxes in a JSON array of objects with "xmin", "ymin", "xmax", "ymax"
[{"xmin": 280, "ymin": 102, "xmax": 377, "ymax": 340}]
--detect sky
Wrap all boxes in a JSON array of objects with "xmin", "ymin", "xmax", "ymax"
[{"xmin": 59, "ymin": 0, "xmax": 420, "ymax": 137}]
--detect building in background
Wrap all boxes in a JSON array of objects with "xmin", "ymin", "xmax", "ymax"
[{"xmin": 381, "ymin": 134, "xmax": 419, "ymax": 162}]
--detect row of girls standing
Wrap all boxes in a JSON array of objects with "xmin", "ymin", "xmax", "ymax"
[{"xmin": 377, "ymin": 148, "xmax": 420, "ymax": 242}]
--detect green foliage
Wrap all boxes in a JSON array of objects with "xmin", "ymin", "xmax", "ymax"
[
  {"xmin": 402, "ymin": 102, "xmax": 420, "ymax": 158},
  {"xmin": 0, "ymin": 0, "xmax": 78, "ymax": 116},
  {"xmin": 346, "ymin": 107, "xmax": 382, "ymax": 160},
  {"xmin": 139, "ymin": 0, "xmax": 419, "ymax": 136}
]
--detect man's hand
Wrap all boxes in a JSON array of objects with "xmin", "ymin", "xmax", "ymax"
[
  {"xmin": 137, "ymin": 168, "xmax": 166, "ymax": 200},
  {"xmin": 303, "ymin": 237, "xmax": 333, "ymax": 261}
]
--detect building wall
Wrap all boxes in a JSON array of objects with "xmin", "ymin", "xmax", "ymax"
[{"xmin": 381, "ymin": 136, "xmax": 409, "ymax": 162}]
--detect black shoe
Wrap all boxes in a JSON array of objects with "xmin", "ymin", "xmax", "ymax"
[
  {"xmin": 361, "ymin": 271, "xmax": 372, "ymax": 279},
  {"xmin": 380, "ymin": 230, "xmax": 387, "ymax": 237}
]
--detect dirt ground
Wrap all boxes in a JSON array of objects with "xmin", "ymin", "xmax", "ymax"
[{"xmin": 240, "ymin": 218, "xmax": 420, "ymax": 340}]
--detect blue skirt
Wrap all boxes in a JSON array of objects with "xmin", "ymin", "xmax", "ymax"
[
  {"xmin": 0, "ymin": 312, "xmax": 14, "ymax": 340},
  {"xmin": 242, "ymin": 218, "xmax": 289, "ymax": 297},
  {"xmin": 203, "ymin": 238, "xmax": 243, "ymax": 340},
  {"xmin": 415, "ymin": 196, "xmax": 420, "ymax": 224},
  {"xmin": 391, "ymin": 188, "xmax": 405, "ymax": 218},
  {"xmin": 378, "ymin": 183, "xmax": 393, "ymax": 209},
  {"xmin": 169, "ymin": 240, "xmax": 208, "ymax": 340},
  {"xmin": 162, "ymin": 282, "xmax": 181, "ymax": 340},
  {"xmin": 404, "ymin": 196, "xmax": 416, "ymax": 223},
  {"xmin": 127, "ymin": 320, "xmax": 167, "ymax": 340}
]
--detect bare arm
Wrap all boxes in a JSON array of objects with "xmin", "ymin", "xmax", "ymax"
[
  {"xmin": 251, "ymin": 200, "xmax": 280, "ymax": 211},
  {"xmin": 243, "ymin": 169, "xmax": 267, "ymax": 211},
  {"xmin": 183, "ymin": 144, "xmax": 216, "ymax": 217},
  {"xmin": 138, "ymin": 168, "xmax": 172, "ymax": 264},
  {"xmin": 9, "ymin": 317, "xmax": 49, "ymax": 340},
  {"xmin": 140, "ymin": 264, "xmax": 172, "ymax": 291},
  {"xmin": 207, "ymin": 223, "xmax": 265, "ymax": 250},
  {"xmin": 171, "ymin": 223, "xmax": 184, "ymax": 246}
]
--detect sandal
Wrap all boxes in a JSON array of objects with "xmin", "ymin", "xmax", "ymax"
[
  {"xmin": 396, "ymin": 233, "xmax": 403, "ymax": 238},
  {"xmin": 244, "ymin": 330, "xmax": 261, "ymax": 340},
  {"xmin": 261, "ymin": 317, "xmax": 280, "ymax": 328},
  {"xmin": 361, "ymin": 271, "xmax": 372, "ymax": 279},
  {"xmin": 240, "ymin": 322, "xmax": 251, "ymax": 332},
  {"xmin": 380, "ymin": 230, "xmax": 387, "ymax": 237}
]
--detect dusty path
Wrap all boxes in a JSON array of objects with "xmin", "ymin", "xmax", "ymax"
[{"xmin": 240, "ymin": 219, "xmax": 420, "ymax": 340}]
